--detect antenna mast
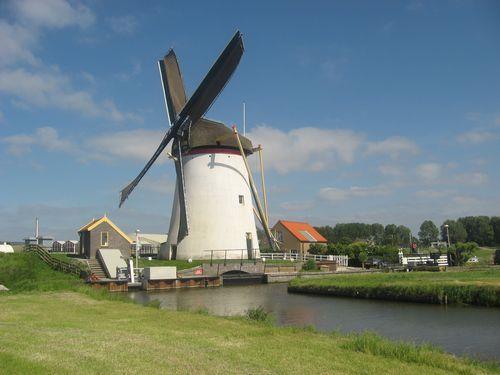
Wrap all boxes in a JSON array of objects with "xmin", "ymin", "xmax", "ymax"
[{"xmin": 243, "ymin": 101, "xmax": 246, "ymax": 136}]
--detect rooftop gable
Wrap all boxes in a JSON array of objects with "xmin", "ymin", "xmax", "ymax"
[
  {"xmin": 276, "ymin": 220, "xmax": 328, "ymax": 243},
  {"xmin": 78, "ymin": 216, "xmax": 132, "ymax": 244}
]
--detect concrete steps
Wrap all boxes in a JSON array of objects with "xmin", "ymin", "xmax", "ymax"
[{"xmin": 87, "ymin": 259, "xmax": 106, "ymax": 278}]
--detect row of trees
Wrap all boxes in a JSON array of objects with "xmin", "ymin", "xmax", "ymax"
[
  {"xmin": 309, "ymin": 241, "xmax": 479, "ymax": 267},
  {"xmin": 420, "ymin": 216, "xmax": 500, "ymax": 247},
  {"xmin": 315, "ymin": 223, "xmax": 412, "ymax": 247},
  {"xmin": 314, "ymin": 216, "xmax": 500, "ymax": 248}
]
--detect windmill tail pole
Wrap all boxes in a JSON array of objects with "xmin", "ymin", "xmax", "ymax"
[
  {"xmin": 253, "ymin": 207, "xmax": 280, "ymax": 246},
  {"xmin": 257, "ymin": 145, "xmax": 269, "ymax": 223},
  {"xmin": 232, "ymin": 125, "xmax": 279, "ymax": 252}
]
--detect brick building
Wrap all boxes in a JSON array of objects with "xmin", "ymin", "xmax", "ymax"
[{"xmin": 78, "ymin": 215, "xmax": 132, "ymax": 259}]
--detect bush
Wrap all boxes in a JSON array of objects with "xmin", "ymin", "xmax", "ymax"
[
  {"xmin": 246, "ymin": 306, "xmax": 274, "ymax": 324},
  {"xmin": 308, "ymin": 244, "xmax": 327, "ymax": 255},
  {"xmin": 447, "ymin": 242, "xmax": 478, "ymax": 266},
  {"xmin": 302, "ymin": 259, "xmax": 318, "ymax": 271}
]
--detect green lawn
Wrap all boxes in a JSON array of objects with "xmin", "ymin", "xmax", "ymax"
[
  {"xmin": 1, "ymin": 252, "xmax": 498, "ymax": 373},
  {"xmin": 289, "ymin": 269, "xmax": 500, "ymax": 306},
  {"xmin": 473, "ymin": 247, "xmax": 496, "ymax": 265},
  {"xmin": 0, "ymin": 253, "xmax": 82, "ymax": 293},
  {"xmin": 1, "ymin": 292, "xmax": 498, "ymax": 374}
]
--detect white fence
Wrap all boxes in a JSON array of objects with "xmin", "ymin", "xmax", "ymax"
[
  {"xmin": 399, "ymin": 251, "xmax": 448, "ymax": 267},
  {"xmin": 260, "ymin": 253, "xmax": 348, "ymax": 267}
]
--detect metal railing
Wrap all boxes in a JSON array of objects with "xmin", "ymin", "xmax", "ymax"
[
  {"xmin": 204, "ymin": 249, "xmax": 260, "ymax": 266},
  {"xmin": 130, "ymin": 245, "xmax": 160, "ymax": 257},
  {"xmin": 25, "ymin": 244, "xmax": 89, "ymax": 276},
  {"xmin": 260, "ymin": 253, "xmax": 349, "ymax": 267}
]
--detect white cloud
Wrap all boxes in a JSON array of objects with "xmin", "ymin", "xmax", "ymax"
[
  {"xmin": 0, "ymin": 20, "xmax": 38, "ymax": 67},
  {"xmin": 451, "ymin": 195, "xmax": 481, "ymax": 207},
  {"xmin": 415, "ymin": 189, "xmax": 453, "ymax": 199},
  {"xmin": 141, "ymin": 174, "xmax": 176, "ymax": 195},
  {"xmin": 2, "ymin": 126, "xmax": 73, "ymax": 156},
  {"xmin": 0, "ymin": 68, "xmax": 140, "ymax": 122},
  {"xmin": 366, "ymin": 136, "xmax": 419, "ymax": 159},
  {"xmin": 108, "ymin": 15, "xmax": 138, "ymax": 35},
  {"xmin": 456, "ymin": 130, "xmax": 496, "ymax": 144},
  {"xmin": 454, "ymin": 172, "xmax": 489, "ymax": 186},
  {"xmin": 0, "ymin": 1, "xmax": 137, "ymax": 123},
  {"xmin": 318, "ymin": 185, "xmax": 390, "ymax": 202},
  {"xmin": 280, "ymin": 201, "xmax": 314, "ymax": 211},
  {"xmin": 378, "ymin": 164, "xmax": 403, "ymax": 176},
  {"xmin": 416, "ymin": 163, "xmax": 442, "ymax": 181},
  {"xmin": 247, "ymin": 125, "xmax": 363, "ymax": 174},
  {"xmin": 85, "ymin": 129, "xmax": 166, "ymax": 163},
  {"xmin": 11, "ymin": 0, "xmax": 95, "ymax": 29}
]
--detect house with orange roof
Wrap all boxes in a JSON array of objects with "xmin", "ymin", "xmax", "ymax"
[
  {"xmin": 271, "ymin": 220, "xmax": 328, "ymax": 255},
  {"xmin": 78, "ymin": 215, "xmax": 132, "ymax": 259}
]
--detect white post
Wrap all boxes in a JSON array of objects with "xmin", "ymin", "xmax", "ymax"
[
  {"xmin": 129, "ymin": 259, "xmax": 135, "ymax": 283},
  {"xmin": 135, "ymin": 229, "xmax": 140, "ymax": 277}
]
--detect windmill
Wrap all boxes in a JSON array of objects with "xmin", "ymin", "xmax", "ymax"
[{"xmin": 119, "ymin": 31, "xmax": 277, "ymax": 260}]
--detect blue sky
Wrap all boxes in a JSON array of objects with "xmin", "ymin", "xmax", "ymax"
[{"xmin": 1, "ymin": 0, "xmax": 499, "ymax": 241}]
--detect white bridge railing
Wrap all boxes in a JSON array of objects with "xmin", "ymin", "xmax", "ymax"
[{"xmin": 260, "ymin": 253, "xmax": 348, "ymax": 267}]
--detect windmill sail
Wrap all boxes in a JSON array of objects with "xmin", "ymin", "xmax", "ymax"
[
  {"xmin": 159, "ymin": 51, "xmax": 190, "ymax": 240},
  {"xmin": 119, "ymin": 30, "xmax": 244, "ymax": 207},
  {"xmin": 159, "ymin": 50, "xmax": 187, "ymax": 124}
]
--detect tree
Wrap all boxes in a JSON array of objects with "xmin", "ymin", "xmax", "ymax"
[
  {"xmin": 308, "ymin": 243, "xmax": 327, "ymax": 255},
  {"xmin": 447, "ymin": 242, "xmax": 478, "ymax": 266},
  {"xmin": 458, "ymin": 216, "xmax": 494, "ymax": 246},
  {"xmin": 395, "ymin": 225, "xmax": 411, "ymax": 247},
  {"xmin": 315, "ymin": 225, "xmax": 335, "ymax": 243},
  {"xmin": 358, "ymin": 250, "xmax": 368, "ymax": 269},
  {"xmin": 371, "ymin": 223, "xmax": 385, "ymax": 245},
  {"xmin": 440, "ymin": 220, "xmax": 467, "ymax": 244},
  {"xmin": 418, "ymin": 220, "xmax": 439, "ymax": 247},
  {"xmin": 490, "ymin": 217, "xmax": 500, "ymax": 245},
  {"xmin": 383, "ymin": 224, "xmax": 398, "ymax": 246}
]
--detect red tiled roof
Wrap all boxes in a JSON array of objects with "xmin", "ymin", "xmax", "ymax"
[{"xmin": 277, "ymin": 220, "xmax": 328, "ymax": 243}]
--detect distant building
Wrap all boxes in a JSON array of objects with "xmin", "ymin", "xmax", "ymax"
[
  {"xmin": 63, "ymin": 240, "xmax": 79, "ymax": 253},
  {"xmin": 24, "ymin": 217, "xmax": 53, "ymax": 247},
  {"xmin": 271, "ymin": 220, "xmax": 327, "ymax": 255},
  {"xmin": 51, "ymin": 241, "xmax": 65, "ymax": 252},
  {"xmin": 128, "ymin": 233, "xmax": 168, "ymax": 256},
  {"xmin": 78, "ymin": 215, "xmax": 132, "ymax": 259}
]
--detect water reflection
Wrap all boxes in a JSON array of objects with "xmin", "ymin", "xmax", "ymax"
[{"xmin": 129, "ymin": 283, "xmax": 500, "ymax": 360}]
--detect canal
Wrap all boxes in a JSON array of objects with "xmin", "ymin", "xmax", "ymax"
[{"xmin": 129, "ymin": 283, "xmax": 500, "ymax": 360}]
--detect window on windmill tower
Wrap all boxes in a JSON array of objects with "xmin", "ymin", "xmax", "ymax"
[
  {"xmin": 100, "ymin": 232, "xmax": 109, "ymax": 247},
  {"xmin": 239, "ymin": 195, "xmax": 245, "ymax": 205}
]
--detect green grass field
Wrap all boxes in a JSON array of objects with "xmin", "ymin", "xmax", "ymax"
[
  {"xmin": 473, "ymin": 247, "xmax": 497, "ymax": 265},
  {"xmin": 1, "ymin": 253, "xmax": 499, "ymax": 373},
  {"xmin": 289, "ymin": 269, "xmax": 500, "ymax": 306},
  {"xmin": 1, "ymin": 292, "xmax": 498, "ymax": 374}
]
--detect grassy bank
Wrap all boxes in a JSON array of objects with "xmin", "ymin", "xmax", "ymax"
[
  {"xmin": 1, "ymin": 292, "xmax": 498, "ymax": 374},
  {"xmin": 2, "ymin": 253, "xmax": 498, "ymax": 373},
  {"xmin": 0, "ymin": 253, "xmax": 82, "ymax": 292},
  {"xmin": 289, "ymin": 269, "xmax": 500, "ymax": 307}
]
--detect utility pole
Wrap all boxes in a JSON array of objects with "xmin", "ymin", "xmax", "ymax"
[
  {"xmin": 445, "ymin": 224, "xmax": 451, "ymax": 247},
  {"xmin": 444, "ymin": 224, "xmax": 452, "ymax": 266}
]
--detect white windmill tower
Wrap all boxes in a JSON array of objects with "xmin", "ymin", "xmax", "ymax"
[{"xmin": 119, "ymin": 31, "xmax": 277, "ymax": 260}]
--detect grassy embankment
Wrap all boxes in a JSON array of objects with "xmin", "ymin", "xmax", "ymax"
[
  {"xmin": 1, "ymin": 253, "xmax": 499, "ymax": 374},
  {"xmin": 474, "ymin": 247, "xmax": 496, "ymax": 265},
  {"xmin": 289, "ymin": 269, "xmax": 500, "ymax": 306}
]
